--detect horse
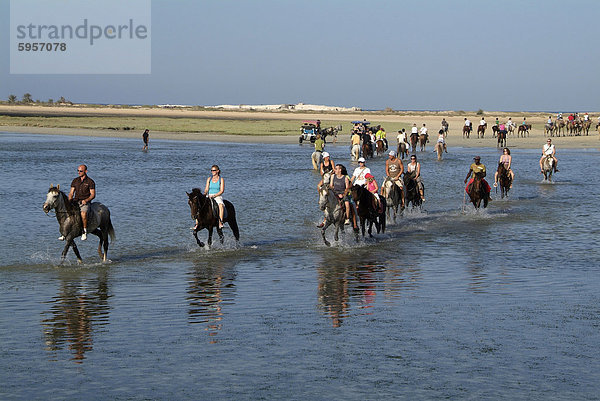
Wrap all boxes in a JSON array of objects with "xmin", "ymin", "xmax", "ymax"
[
  {"xmin": 541, "ymin": 155, "xmax": 554, "ymax": 182},
  {"xmin": 497, "ymin": 130, "xmax": 507, "ymax": 148},
  {"xmin": 434, "ymin": 141, "xmax": 444, "ymax": 161},
  {"xmin": 442, "ymin": 122, "xmax": 449, "ymax": 136},
  {"xmin": 410, "ymin": 133, "xmax": 419, "ymax": 152},
  {"xmin": 375, "ymin": 139, "xmax": 385, "ymax": 156},
  {"xmin": 397, "ymin": 142, "xmax": 409, "ymax": 159},
  {"xmin": 566, "ymin": 120, "xmax": 576, "ymax": 136},
  {"xmin": 350, "ymin": 184, "xmax": 386, "ymax": 238},
  {"xmin": 466, "ymin": 172, "xmax": 488, "ymax": 209},
  {"xmin": 582, "ymin": 120, "xmax": 591, "ymax": 136},
  {"xmin": 496, "ymin": 162, "xmax": 511, "ymax": 199},
  {"xmin": 311, "ymin": 151, "xmax": 323, "ymax": 170},
  {"xmin": 544, "ymin": 123, "xmax": 554, "ymax": 137},
  {"xmin": 507, "ymin": 123, "xmax": 516, "ymax": 136},
  {"xmin": 491, "ymin": 125, "xmax": 499, "ymax": 138},
  {"xmin": 381, "ymin": 178, "xmax": 404, "ymax": 222},
  {"xmin": 556, "ymin": 120, "xmax": 565, "ymax": 136},
  {"xmin": 43, "ymin": 185, "xmax": 115, "ymax": 263},
  {"xmin": 418, "ymin": 134, "xmax": 429, "ymax": 151},
  {"xmin": 318, "ymin": 183, "xmax": 358, "ymax": 246},
  {"xmin": 463, "ymin": 125, "xmax": 471, "ymax": 139},
  {"xmin": 403, "ymin": 172, "xmax": 423, "ymax": 209},
  {"xmin": 187, "ymin": 188, "xmax": 240, "ymax": 248},
  {"xmin": 517, "ymin": 124, "xmax": 531, "ymax": 137},
  {"xmin": 477, "ymin": 124, "xmax": 487, "ymax": 139},
  {"xmin": 351, "ymin": 144, "xmax": 360, "ymax": 161},
  {"xmin": 362, "ymin": 141, "xmax": 374, "ymax": 159}
]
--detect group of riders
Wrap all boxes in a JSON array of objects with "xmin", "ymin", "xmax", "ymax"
[
  {"xmin": 544, "ymin": 112, "xmax": 597, "ymax": 136},
  {"xmin": 314, "ymin": 118, "xmax": 563, "ymax": 228}
]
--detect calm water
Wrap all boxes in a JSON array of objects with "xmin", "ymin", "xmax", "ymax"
[{"xmin": 1, "ymin": 132, "xmax": 599, "ymax": 400}]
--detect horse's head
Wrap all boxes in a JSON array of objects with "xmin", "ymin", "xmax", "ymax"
[
  {"xmin": 350, "ymin": 184, "xmax": 364, "ymax": 202},
  {"xmin": 187, "ymin": 188, "xmax": 205, "ymax": 218},
  {"xmin": 318, "ymin": 183, "xmax": 330, "ymax": 211},
  {"xmin": 43, "ymin": 184, "xmax": 62, "ymax": 214}
]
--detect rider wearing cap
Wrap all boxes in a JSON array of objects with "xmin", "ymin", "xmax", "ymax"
[
  {"xmin": 382, "ymin": 150, "xmax": 405, "ymax": 207},
  {"xmin": 465, "ymin": 156, "xmax": 492, "ymax": 201},
  {"xmin": 351, "ymin": 157, "xmax": 371, "ymax": 187}
]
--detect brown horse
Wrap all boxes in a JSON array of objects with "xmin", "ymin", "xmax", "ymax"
[
  {"xmin": 410, "ymin": 133, "xmax": 419, "ymax": 152},
  {"xmin": 397, "ymin": 142, "xmax": 409, "ymax": 159},
  {"xmin": 517, "ymin": 124, "xmax": 531, "ymax": 137},
  {"xmin": 582, "ymin": 120, "xmax": 591, "ymax": 135},
  {"xmin": 477, "ymin": 124, "xmax": 487, "ymax": 138},
  {"xmin": 497, "ymin": 130, "xmax": 507, "ymax": 148},
  {"xmin": 187, "ymin": 188, "xmax": 240, "ymax": 247},
  {"xmin": 419, "ymin": 134, "xmax": 428, "ymax": 151},
  {"xmin": 556, "ymin": 120, "xmax": 565, "ymax": 136},
  {"xmin": 496, "ymin": 163, "xmax": 511, "ymax": 199},
  {"xmin": 463, "ymin": 125, "xmax": 471, "ymax": 138},
  {"xmin": 434, "ymin": 141, "xmax": 444, "ymax": 160},
  {"xmin": 466, "ymin": 172, "xmax": 488, "ymax": 209},
  {"xmin": 403, "ymin": 172, "xmax": 423, "ymax": 209},
  {"xmin": 491, "ymin": 125, "xmax": 499, "ymax": 138},
  {"xmin": 362, "ymin": 141, "xmax": 373, "ymax": 159},
  {"xmin": 350, "ymin": 184, "xmax": 386, "ymax": 238},
  {"xmin": 375, "ymin": 139, "xmax": 385, "ymax": 156}
]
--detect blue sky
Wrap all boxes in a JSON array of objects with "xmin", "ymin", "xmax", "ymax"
[{"xmin": 2, "ymin": 0, "xmax": 599, "ymax": 111}]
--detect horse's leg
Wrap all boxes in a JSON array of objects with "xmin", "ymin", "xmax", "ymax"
[
  {"xmin": 71, "ymin": 240, "xmax": 83, "ymax": 264},
  {"xmin": 207, "ymin": 226, "xmax": 214, "ymax": 247},
  {"xmin": 217, "ymin": 226, "xmax": 225, "ymax": 244},
  {"xmin": 193, "ymin": 229, "xmax": 204, "ymax": 247},
  {"xmin": 321, "ymin": 221, "xmax": 331, "ymax": 247}
]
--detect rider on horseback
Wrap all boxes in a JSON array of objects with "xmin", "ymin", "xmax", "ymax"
[
  {"xmin": 382, "ymin": 150, "xmax": 405, "ymax": 207},
  {"xmin": 437, "ymin": 129, "xmax": 448, "ymax": 153},
  {"xmin": 65, "ymin": 164, "xmax": 96, "ymax": 241},
  {"xmin": 376, "ymin": 126, "xmax": 388, "ymax": 150},
  {"xmin": 406, "ymin": 155, "xmax": 425, "ymax": 202},
  {"xmin": 365, "ymin": 173, "xmax": 382, "ymax": 213},
  {"xmin": 539, "ymin": 139, "xmax": 559, "ymax": 174},
  {"xmin": 464, "ymin": 156, "xmax": 492, "ymax": 202},
  {"xmin": 330, "ymin": 164, "xmax": 352, "ymax": 226},
  {"xmin": 494, "ymin": 148, "xmax": 514, "ymax": 188}
]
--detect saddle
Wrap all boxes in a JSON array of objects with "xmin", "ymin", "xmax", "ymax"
[{"xmin": 210, "ymin": 199, "xmax": 227, "ymax": 221}]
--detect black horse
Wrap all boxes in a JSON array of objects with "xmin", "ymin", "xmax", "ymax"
[
  {"xmin": 350, "ymin": 184, "xmax": 386, "ymax": 238},
  {"xmin": 403, "ymin": 172, "xmax": 423, "ymax": 209},
  {"xmin": 187, "ymin": 188, "xmax": 240, "ymax": 247},
  {"xmin": 43, "ymin": 185, "xmax": 115, "ymax": 263},
  {"xmin": 497, "ymin": 163, "xmax": 512, "ymax": 199}
]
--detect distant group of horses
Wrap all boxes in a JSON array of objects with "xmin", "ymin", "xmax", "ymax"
[{"xmin": 544, "ymin": 119, "xmax": 594, "ymax": 137}]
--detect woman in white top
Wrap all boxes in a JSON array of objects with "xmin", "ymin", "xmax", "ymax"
[
  {"xmin": 406, "ymin": 155, "xmax": 425, "ymax": 201},
  {"xmin": 351, "ymin": 158, "xmax": 371, "ymax": 187}
]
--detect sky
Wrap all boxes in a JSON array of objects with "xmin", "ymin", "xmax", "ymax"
[{"xmin": 1, "ymin": 0, "xmax": 599, "ymax": 111}]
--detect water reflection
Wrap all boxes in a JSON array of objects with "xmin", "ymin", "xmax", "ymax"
[
  {"xmin": 41, "ymin": 269, "xmax": 111, "ymax": 363},
  {"xmin": 317, "ymin": 252, "xmax": 422, "ymax": 327},
  {"xmin": 186, "ymin": 259, "xmax": 237, "ymax": 342}
]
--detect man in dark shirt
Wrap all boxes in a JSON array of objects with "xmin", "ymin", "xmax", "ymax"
[
  {"xmin": 65, "ymin": 164, "xmax": 96, "ymax": 240},
  {"xmin": 142, "ymin": 129, "xmax": 149, "ymax": 150}
]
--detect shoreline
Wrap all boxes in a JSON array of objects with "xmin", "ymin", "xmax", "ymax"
[{"xmin": 1, "ymin": 104, "xmax": 599, "ymax": 149}]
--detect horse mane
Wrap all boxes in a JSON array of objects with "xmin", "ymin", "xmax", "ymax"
[
  {"xmin": 50, "ymin": 186, "xmax": 80, "ymax": 216},
  {"xmin": 190, "ymin": 188, "xmax": 204, "ymax": 198}
]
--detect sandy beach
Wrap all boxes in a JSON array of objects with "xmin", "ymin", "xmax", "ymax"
[{"xmin": 1, "ymin": 105, "xmax": 599, "ymax": 149}]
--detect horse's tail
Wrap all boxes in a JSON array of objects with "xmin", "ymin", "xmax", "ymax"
[
  {"xmin": 107, "ymin": 218, "xmax": 116, "ymax": 242},
  {"xmin": 226, "ymin": 201, "xmax": 240, "ymax": 241}
]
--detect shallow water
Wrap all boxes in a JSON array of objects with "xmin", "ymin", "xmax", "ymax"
[{"xmin": 1, "ymin": 132, "xmax": 600, "ymax": 399}]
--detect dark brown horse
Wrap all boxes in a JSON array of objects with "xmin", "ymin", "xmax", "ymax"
[
  {"xmin": 375, "ymin": 139, "xmax": 385, "ymax": 156},
  {"xmin": 466, "ymin": 172, "xmax": 488, "ymax": 209},
  {"xmin": 187, "ymin": 188, "xmax": 239, "ymax": 247},
  {"xmin": 403, "ymin": 172, "xmax": 423, "ymax": 209},
  {"xmin": 350, "ymin": 184, "xmax": 386, "ymax": 238},
  {"xmin": 517, "ymin": 124, "xmax": 531, "ymax": 137},
  {"xmin": 362, "ymin": 141, "xmax": 373, "ymax": 159},
  {"xmin": 418, "ymin": 134, "xmax": 429, "ymax": 151},
  {"xmin": 491, "ymin": 125, "xmax": 499, "ymax": 138},
  {"xmin": 463, "ymin": 125, "xmax": 471, "ymax": 139},
  {"xmin": 397, "ymin": 142, "xmax": 409, "ymax": 159},
  {"xmin": 477, "ymin": 123, "xmax": 487, "ymax": 138},
  {"xmin": 496, "ymin": 163, "xmax": 511, "ymax": 199},
  {"xmin": 43, "ymin": 185, "xmax": 115, "ymax": 263},
  {"xmin": 497, "ymin": 130, "xmax": 507, "ymax": 147},
  {"xmin": 410, "ymin": 133, "xmax": 419, "ymax": 152}
]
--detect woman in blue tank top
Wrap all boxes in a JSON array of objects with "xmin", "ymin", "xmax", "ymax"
[{"xmin": 203, "ymin": 165, "xmax": 225, "ymax": 228}]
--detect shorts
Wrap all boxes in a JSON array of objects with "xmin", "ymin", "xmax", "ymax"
[
  {"xmin": 212, "ymin": 195, "xmax": 224, "ymax": 205},
  {"xmin": 78, "ymin": 201, "xmax": 90, "ymax": 213}
]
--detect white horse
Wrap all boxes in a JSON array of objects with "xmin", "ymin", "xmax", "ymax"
[
  {"xmin": 311, "ymin": 151, "xmax": 323, "ymax": 170},
  {"xmin": 351, "ymin": 144, "xmax": 360, "ymax": 161},
  {"xmin": 43, "ymin": 185, "xmax": 115, "ymax": 263},
  {"xmin": 318, "ymin": 183, "xmax": 358, "ymax": 246}
]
